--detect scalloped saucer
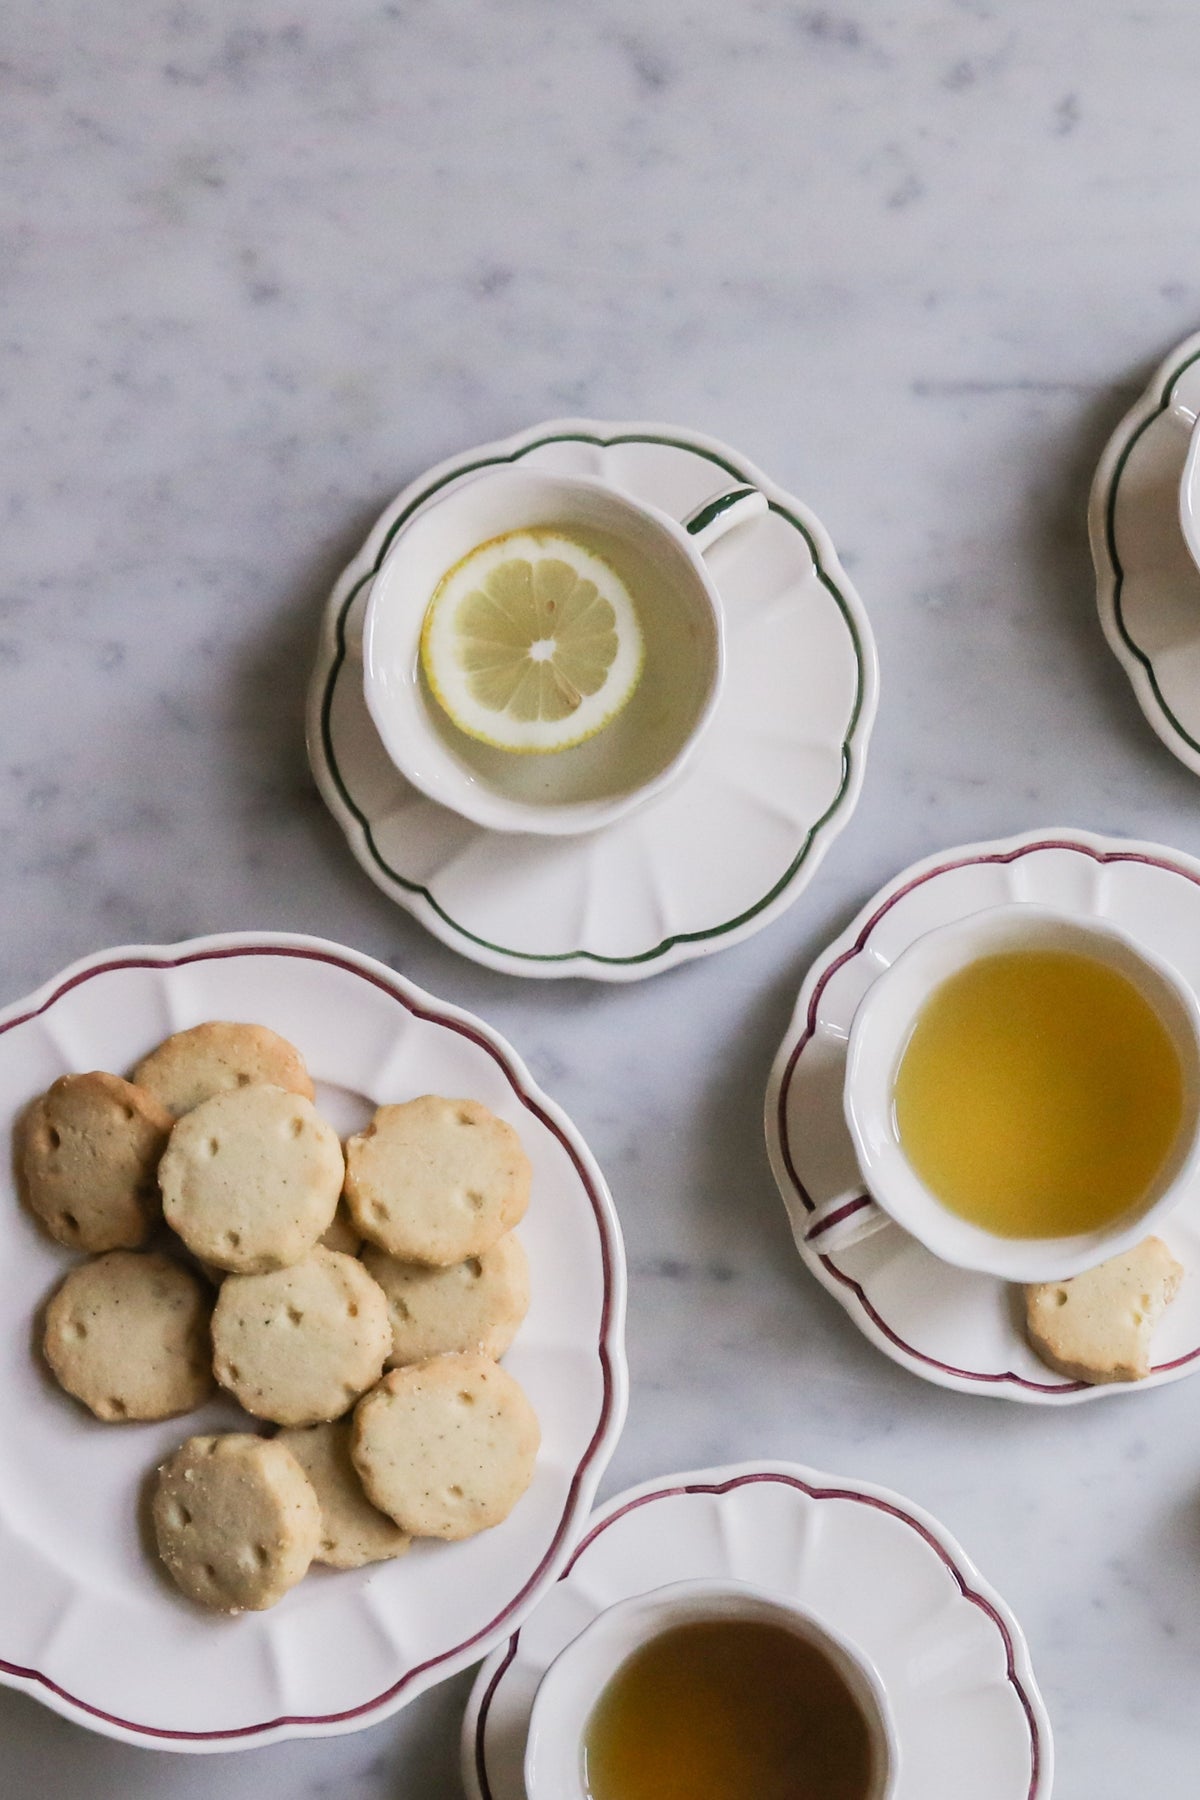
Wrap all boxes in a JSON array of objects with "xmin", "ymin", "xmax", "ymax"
[
  {"xmin": 766, "ymin": 828, "xmax": 1200, "ymax": 1404},
  {"xmin": 307, "ymin": 419, "xmax": 878, "ymax": 981},
  {"xmin": 1090, "ymin": 330, "xmax": 1200, "ymax": 775},
  {"xmin": 462, "ymin": 1461, "xmax": 1051, "ymax": 1800}
]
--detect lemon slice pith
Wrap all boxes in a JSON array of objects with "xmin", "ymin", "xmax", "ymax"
[{"xmin": 420, "ymin": 530, "xmax": 645, "ymax": 754}]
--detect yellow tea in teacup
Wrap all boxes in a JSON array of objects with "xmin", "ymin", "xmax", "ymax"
[
  {"xmin": 581, "ymin": 1617, "xmax": 876, "ymax": 1800},
  {"xmin": 892, "ymin": 947, "xmax": 1186, "ymax": 1239}
]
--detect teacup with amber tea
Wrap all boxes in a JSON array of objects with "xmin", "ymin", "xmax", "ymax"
[{"xmin": 524, "ymin": 1579, "xmax": 897, "ymax": 1800}]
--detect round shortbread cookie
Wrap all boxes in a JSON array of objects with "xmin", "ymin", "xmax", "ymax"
[
  {"xmin": 351, "ymin": 1351, "xmax": 540, "ymax": 1540},
  {"xmin": 211, "ymin": 1248, "xmax": 392, "ymax": 1425},
  {"xmin": 153, "ymin": 1433, "xmax": 321, "ymax": 1612},
  {"xmin": 362, "ymin": 1234, "xmax": 529, "ymax": 1368},
  {"xmin": 22, "ymin": 1071, "xmax": 173, "ymax": 1253},
  {"xmin": 133, "ymin": 1021, "xmax": 315, "ymax": 1120},
  {"xmin": 344, "ymin": 1096, "xmax": 531, "ymax": 1267},
  {"xmin": 1024, "ymin": 1236, "xmax": 1185, "ymax": 1384},
  {"xmin": 43, "ymin": 1251, "xmax": 214, "ymax": 1422},
  {"xmin": 275, "ymin": 1420, "xmax": 411, "ymax": 1568},
  {"xmin": 321, "ymin": 1199, "xmax": 363, "ymax": 1258},
  {"xmin": 160, "ymin": 1085, "xmax": 343, "ymax": 1274}
]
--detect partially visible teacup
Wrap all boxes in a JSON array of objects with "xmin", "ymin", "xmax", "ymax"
[
  {"xmin": 806, "ymin": 906, "xmax": 1200, "ymax": 1282},
  {"xmin": 1178, "ymin": 410, "xmax": 1200, "ymax": 571},
  {"xmin": 524, "ymin": 1579, "xmax": 897, "ymax": 1800},
  {"xmin": 362, "ymin": 467, "xmax": 766, "ymax": 836}
]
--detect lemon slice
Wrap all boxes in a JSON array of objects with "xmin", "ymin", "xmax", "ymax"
[{"xmin": 420, "ymin": 530, "xmax": 645, "ymax": 753}]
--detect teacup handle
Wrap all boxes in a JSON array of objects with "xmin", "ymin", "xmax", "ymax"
[
  {"xmin": 681, "ymin": 483, "xmax": 769, "ymax": 552},
  {"xmin": 803, "ymin": 1187, "xmax": 892, "ymax": 1255}
]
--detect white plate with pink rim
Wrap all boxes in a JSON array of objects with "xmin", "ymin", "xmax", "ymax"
[
  {"xmin": 0, "ymin": 932, "xmax": 627, "ymax": 1750},
  {"xmin": 1090, "ymin": 329, "xmax": 1200, "ymax": 777},
  {"xmin": 306, "ymin": 417, "xmax": 878, "ymax": 981},
  {"xmin": 765, "ymin": 826, "xmax": 1200, "ymax": 1403},
  {"xmin": 461, "ymin": 1459, "xmax": 1052, "ymax": 1800}
]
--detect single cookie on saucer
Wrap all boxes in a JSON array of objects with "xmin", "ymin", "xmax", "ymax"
[
  {"xmin": 211, "ymin": 1248, "xmax": 392, "ymax": 1425},
  {"xmin": 133, "ymin": 1021, "xmax": 314, "ymax": 1119},
  {"xmin": 362, "ymin": 1233, "xmax": 529, "ymax": 1367},
  {"xmin": 344, "ymin": 1096, "xmax": 531, "ymax": 1266},
  {"xmin": 351, "ymin": 1351, "xmax": 540, "ymax": 1540},
  {"xmin": 152, "ymin": 1433, "xmax": 321, "ymax": 1612},
  {"xmin": 43, "ymin": 1251, "xmax": 214, "ymax": 1422},
  {"xmin": 1024, "ymin": 1236, "xmax": 1184, "ymax": 1384},
  {"xmin": 22, "ymin": 1071, "xmax": 172, "ymax": 1253},
  {"xmin": 159, "ymin": 1085, "xmax": 343, "ymax": 1274},
  {"xmin": 275, "ymin": 1420, "xmax": 411, "ymax": 1568}
]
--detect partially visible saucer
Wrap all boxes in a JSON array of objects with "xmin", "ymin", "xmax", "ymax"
[
  {"xmin": 306, "ymin": 418, "xmax": 878, "ymax": 981},
  {"xmin": 766, "ymin": 828, "xmax": 1200, "ymax": 1403},
  {"xmin": 462, "ymin": 1460, "xmax": 1051, "ymax": 1800},
  {"xmin": 1090, "ymin": 330, "xmax": 1200, "ymax": 775}
]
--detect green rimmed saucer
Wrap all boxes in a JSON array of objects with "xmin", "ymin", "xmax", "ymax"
[
  {"xmin": 1090, "ymin": 330, "xmax": 1200, "ymax": 775},
  {"xmin": 306, "ymin": 419, "xmax": 878, "ymax": 980}
]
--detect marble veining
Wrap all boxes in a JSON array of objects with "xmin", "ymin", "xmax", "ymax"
[{"xmin": 5, "ymin": 2, "xmax": 1200, "ymax": 1794}]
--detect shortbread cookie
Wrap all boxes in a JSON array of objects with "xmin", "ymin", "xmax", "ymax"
[
  {"xmin": 22, "ymin": 1071, "xmax": 172, "ymax": 1252},
  {"xmin": 276, "ymin": 1420, "xmax": 411, "ymax": 1568},
  {"xmin": 1024, "ymin": 1237, "xmax": 1184, "ymax": 1384},
  {"xmin": 321, "ymin": 1200, "xmax": 363, "ymax": 1258},
  {"xmin": 362, "ymin": 1234, "xmax": 529, "ymax": 1367},
  {"xmin": 160, "ymin": 1085, "xmax": 343, "ymax": 1274},
  {"xmin": 43, "ymin": 1251, "xmax": 213, "ymax": 1422},
  {"xmin": 153, "ymin": 1433, "xmax": 321, "ymax": 1612},
  {"xmin": 352, "ymin": 1351, "xmax": 540, "ymax": 1540},
  {"xmin": 345, "ymin": 1097, "xmax": 531, "ymax": 1266},
  {"xmin": 133, "ymin": 1021, "xmax": 314, "ymax": 1119},
  {"xmin": 211, "ymin": 1248, "xmax": 392, "ymax": 1425}
]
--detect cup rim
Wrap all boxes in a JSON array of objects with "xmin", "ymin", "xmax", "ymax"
[
  {"xmin": 1179, "ymin": 410, "xmax": 1200, "ymax": 571},
  {"xmin": 523, "ymin": 1576, "xmax": 898, "ymax": 1800},
  {"xmin": 360, "ymin": 466, "xmax": 727, "ymax": 836},
  {"xmin": 844, "ymin": 904, "xmax": 1200, "ymax": 1281}
]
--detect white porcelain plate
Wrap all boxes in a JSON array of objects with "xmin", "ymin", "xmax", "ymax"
[
  {"xmin": 766, "ymin": 828, "xmax": 1200, "ymax": 1403},
  {"xmin": 307, "ymin": 418, "xmax": 878, "ymax": 980},
  {"xmin": 0, "ymin": 934, "xmax": 627, "ymax": 1749},
  {"xmin": 462, "ymin": 1461, "xmax": 1051, "ymax": 1800},
  {"xmin": 1090, "ymin": 329, "xmax": 1200, "ymax": 775}
]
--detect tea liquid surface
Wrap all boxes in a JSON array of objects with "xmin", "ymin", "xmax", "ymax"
[
  {"xmin": 892, "ymin": 948, "xmax": 1185, "ymax": 1238},
  {"xmin": 582, "ymin": 1617, "xmax": 875, "ymax": 1800}
]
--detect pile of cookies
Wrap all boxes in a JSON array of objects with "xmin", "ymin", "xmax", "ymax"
[{"xmin": 23, "ymin": 1021, "xmax": 540, "ymax": 1613}]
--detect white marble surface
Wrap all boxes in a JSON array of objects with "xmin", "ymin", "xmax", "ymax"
[{"xmin": 3, "ymin": 2, "xmax": 1200, "ymax": 1793}]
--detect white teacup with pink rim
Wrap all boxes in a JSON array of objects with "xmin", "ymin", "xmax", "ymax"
[
  {"xmin": 523, "ymin": 1578, "xmax": 899, "ymax": 1800},
  {"xmin": 362, "ymin": 466, "xmax": 766, "ymax": 836},
  {"xmin": 806, "ymin": 905, "xmax": 1200, "ymax": 1281}
]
